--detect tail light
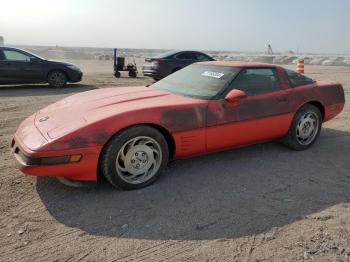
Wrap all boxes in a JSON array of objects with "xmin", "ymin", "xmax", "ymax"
[{"xmin": 153, "ymin": 59, "xmax": 165, "ymax": 65}]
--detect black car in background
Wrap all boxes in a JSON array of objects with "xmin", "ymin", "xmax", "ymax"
[
  {"xmin": 0, "ymin": 47, "xmax": 82, "ymax": 88},
  {"xmin": 142, "ymin": 50, "xmax": 214, "ymax": 81}
]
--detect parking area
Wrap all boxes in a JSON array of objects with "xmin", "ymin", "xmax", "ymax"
[{"xmin": 0, "ymin": 64, "xmax": 349, "ymax": 261}]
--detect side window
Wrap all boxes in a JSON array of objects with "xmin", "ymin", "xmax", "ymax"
[
  {"xmin": 232, "ymin": 68, "xmax": 281, "ymax": 96},
  {"xmin": 3, "ymin": 50, "xmax": 32, "ymax": 62},
  {"xmin": 176, "ymin": 53, "xmax": 192, "ymax": 60},
  {"xmin": 0, "ymin": 51, "xmax": 5, "ymax": 61},
  {"xmin": 194, "ymin": 53, "xmax": 211, "ymax": 61},
  {"xmin": 285, "ymin": 69, "xmax": 314, "ymax": 87}
]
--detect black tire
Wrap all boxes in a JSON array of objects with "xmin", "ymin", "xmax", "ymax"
[
  {"xmin": 128, "ymin": 71, "xmax": 137, "ymax": 78},
  {"xmin": 100, "ymin": 125, "xmax": 169, "ymax": 190},
  {"xmin": 114, "ymin": 71, "xmax": 121, "ymax": 78},
  {"xmin": 48, "ymin": 70, "xmax": 67, "ymax": 88},
  {"xmin": 281, "ymin": 104, "xmax": 322, "ymax": 150}
]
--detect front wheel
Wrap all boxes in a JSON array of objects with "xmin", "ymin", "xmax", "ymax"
[
  {"xmin": 100, "ymin": 126, "xmax": 169, "ymax": 190},
  {"xmin": 48, "ymin": 70, "xmax": 67, "ymax": 88},
  {"xmin": 281, "ymin": 104, "xmax": 322, "ymax": 150}
]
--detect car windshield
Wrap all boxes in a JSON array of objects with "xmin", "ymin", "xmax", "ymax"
[
  {"xmin": 24, "ymin": 50, "xmax": 45, "ymax": 60},
  {"xmin": 152, "ymin": 64, "xmax": 240, "ymax": 99}
]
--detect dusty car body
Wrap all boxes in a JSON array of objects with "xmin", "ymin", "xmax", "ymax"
[{"xmin": 12, "ymin": 61, "xmax": 345, "ymax": 189}]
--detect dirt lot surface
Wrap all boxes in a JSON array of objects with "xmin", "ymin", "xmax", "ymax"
[{"xmin": 0, "ymin": 62, "xmax": 349, "ymax": 261}]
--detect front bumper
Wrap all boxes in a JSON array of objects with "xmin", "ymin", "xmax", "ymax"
[
  {"xmin": 67, "ymin": 70, "xmax": 83, "ymax": 82},
  {"xmin": 12, "ymin": 135, "xmax": 101, "ymax": 181}
]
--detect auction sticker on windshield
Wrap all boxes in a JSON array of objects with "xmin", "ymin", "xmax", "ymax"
[{"xmin": 201, "ymin": 71, "xmax": 225, "ymax": 79}]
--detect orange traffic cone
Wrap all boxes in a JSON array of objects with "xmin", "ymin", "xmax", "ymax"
[{"xmin": 296, "ymin": 59, "xmax": 304, "ymax": 73}]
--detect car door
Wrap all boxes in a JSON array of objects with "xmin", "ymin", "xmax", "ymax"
[
  {"xmin": 206, "ymin": 67, "xmax": 294, "ymax": 152},
  {"xmin": 1, "ymin": 49, "xmax": 44, "ymax": 83}
]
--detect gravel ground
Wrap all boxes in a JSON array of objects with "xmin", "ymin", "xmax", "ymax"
[{"xmin": 0, "ymin": 63, "xmax": 349, "ymax": 261}]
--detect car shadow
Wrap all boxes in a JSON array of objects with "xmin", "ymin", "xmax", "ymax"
[
  {"xmin": 0, "ymin": 83, "xmax": 97, "ymax": 97},
  {"xmin": 36, "ymin": 128, "xmax": 350, "ymax": 240}
]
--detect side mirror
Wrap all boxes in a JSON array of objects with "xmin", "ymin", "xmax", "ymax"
[{"xmin": 225, "ymin": 89, "xmax": 247, "ymax": 104}]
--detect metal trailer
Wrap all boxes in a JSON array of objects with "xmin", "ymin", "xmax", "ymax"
[{"xmin": 113, "ymin": 48, "xmax": 137, "ymax": 78}]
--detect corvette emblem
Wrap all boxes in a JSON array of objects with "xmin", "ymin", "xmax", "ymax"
[{"xmin": 39, "ymin": 116, "xmax": 49, "ymax": 122}]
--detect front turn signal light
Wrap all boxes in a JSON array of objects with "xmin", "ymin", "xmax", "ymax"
[{"xmin": 69, "ymin": 154, "xmax": 82, "ymax": 163}]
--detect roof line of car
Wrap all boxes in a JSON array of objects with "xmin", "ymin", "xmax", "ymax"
[{"xmin": 197, "ymin": 61, "xmax": 282, "ymax": 68}]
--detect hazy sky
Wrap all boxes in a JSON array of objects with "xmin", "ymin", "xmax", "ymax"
[{"xmin": 1, "ymin": 0, "xmax": 350, "ymax": 53}]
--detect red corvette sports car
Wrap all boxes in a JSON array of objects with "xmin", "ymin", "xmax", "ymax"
[{"xmin": 12, "ymin": 61, "xmax": 345, "ymax": 189}]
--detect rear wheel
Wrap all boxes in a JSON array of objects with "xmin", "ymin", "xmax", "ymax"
[
  {"xmin": 128, "ymin": 70, "xmax": 137, "ymax": 78},
  {"xmin": 48, "ymin": 70, "xmax": 67, "ymax": 88},
  {"xmin": 114, "ymin": 71, "xmax": 121, "ymax": 78},
  {"xmin": 101, "ymin": 125, "xmax": 169, "ymax": 190},
  {"xmin": 281, "ymin": 104, "xmax": 322, "ymax": 150}
]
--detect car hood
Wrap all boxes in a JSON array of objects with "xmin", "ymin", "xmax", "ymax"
[
  {"xmin": 45, "ymin": 59, "xmax": 79, "ymax": 68},
  {"xmin": 34, "ymin": 86, "xmax": 203, "ymax": 140}
]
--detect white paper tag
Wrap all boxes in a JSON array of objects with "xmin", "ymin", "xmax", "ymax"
[{"xmin": 201, "ymin": 71, "xmax": 225, "ymax": 79}]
